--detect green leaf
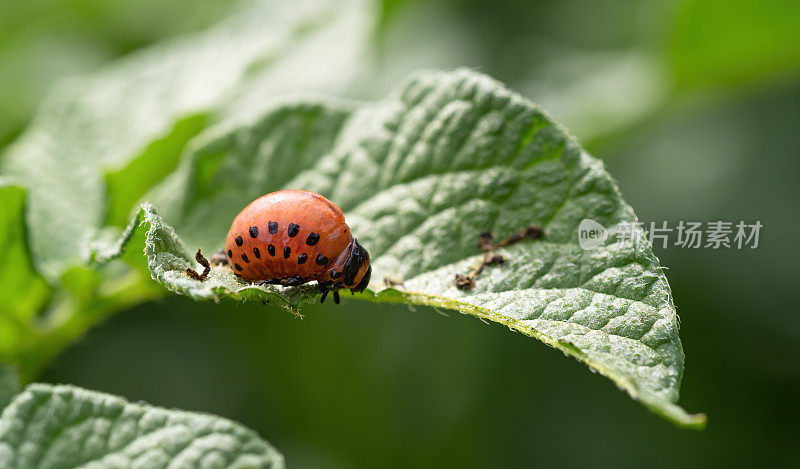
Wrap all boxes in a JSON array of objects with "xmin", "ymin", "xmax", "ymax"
[
  {"xmin": 0, "ymin": 365, "xmax": 19, "ymax": 412},
  {"xmin": 101, "ymin": 69, "xmax": 705, "ymax": 428},
  {"xmin": 0, "ymin": 182, "xmax": 163, "ymax": 381},
  {"xmin": 0, "ymin": 384, "xmax": 284, "ymax": 468},
  {"xmin": 0, "ymin": 0, "xmax": 371, "ymax": 280},
  {"xmin": 103, "ymin": 115, "xmax": 210, "ymax": 228},
  {"xmin": 0, "ymin": 181, "xmax": 50, "ymax": 321},
  {"xmin": 0, "ymin": 181, "xmax": 51, "ymax": 362}
]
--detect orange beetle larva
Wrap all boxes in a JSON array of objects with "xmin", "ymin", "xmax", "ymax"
[{"xmin": 224, "ymin": 190, "xmax": 371, "ymax": 304}]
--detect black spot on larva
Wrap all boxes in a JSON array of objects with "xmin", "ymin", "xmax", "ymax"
[
  {"xmin": 249, "ymin": 226, "xmax": 259, "ymax": 238},
  {"xmin": 316, "ymin": 254, "xmax": 329, "ymax": 266},
  {"xmin": 235, "ymin": 236, "xmax": 243, "ymax": 247},
  {"xmin": 330, "ymin": 269, "xmax": 341, "ymax": 279},
  {"xmin": 297, "ymin": 253, "xmax": 307, "ymax": 264},
  {"xmin": 234, "ymin": 263, "xmax": 243, "ymax": 271},
  {"xmin": 253, "ymin": 247, "xmax": 261, "ymax": 259},
  {"xmin": 287, "ymin": 223, "xmax": 300, "ymax": 237},
  {"xmin": 267, "ymin": 244, "xmax": 275, "ymax": 256},
  {"xmin": 234, "ymin": 273, "xmax": 242, "ymax": 278},
  {"xmin": 268, "ymin": 221, "xmax": 278, "ymax": 234},
  {"xmin": 241, "ymin": 253, "xmax": 249, "ymax": 263},
  {"xmin": 283, "ymin": 246, "xmax": 291, "ymax": 258},
  {"xmin": 227, "ymin": 250, "xmax": 232, "ymax": 258},
  {"xmin": 306, "ymin": 232, "xmax": 319, "ymax": 246}
]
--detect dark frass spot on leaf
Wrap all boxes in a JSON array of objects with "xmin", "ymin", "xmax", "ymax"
[
  {"xmin": 383, "ymin": 276, "xmax": 404, "ymax": 287},
  {"xmin": 184, "ymin": 249, "xmax": 210, "ymax": 281},
  {"xmin": 456, "ymin": 225, "xmax": 542, "ymax": 290}
]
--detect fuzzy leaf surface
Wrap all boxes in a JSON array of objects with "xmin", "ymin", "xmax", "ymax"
[
  {"xmin": 100, "ymin": 70, "xmax": 704, "ymax": 428},
  {"xmin": 0, "ymin": 384, "xmax": 284, "ymax": 468}
]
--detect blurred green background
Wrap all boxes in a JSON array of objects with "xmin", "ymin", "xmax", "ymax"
[{"xmin": 2, "ymin": 0, "xmax": 799, "ymax": 467}]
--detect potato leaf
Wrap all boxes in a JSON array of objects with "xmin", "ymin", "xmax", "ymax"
[
  {"xmin": 0, "ymin": 384, "xmax": 284, "ymax": 468},
  {"xmin": 99, "ymin": 69, "xmax": 705, "ymax": 428}
]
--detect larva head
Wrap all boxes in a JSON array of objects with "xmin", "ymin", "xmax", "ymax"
[{"xmin": 342, "ymin": 238, "xmax": 371, "ymax": 293}]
